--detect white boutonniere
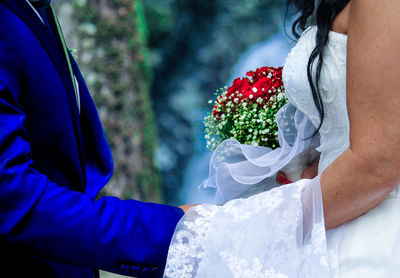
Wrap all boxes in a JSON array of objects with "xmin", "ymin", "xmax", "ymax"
[{"xmin": 69, "ymin": 48, "xmax": 78, "ymax": 59}]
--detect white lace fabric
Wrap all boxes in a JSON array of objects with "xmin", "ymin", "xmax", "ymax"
[
  {"xmin": 164, "ymin": 26, "xmax": 400, "ymax": 277},
  {"xmin": 165, "ymin": 177, "xmax": 338, "ymax": 278}
]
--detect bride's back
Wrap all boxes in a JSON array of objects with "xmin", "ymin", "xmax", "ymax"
[{"xmin": 331, "ymin": 2, "xmax": 351, "ymax": 35}]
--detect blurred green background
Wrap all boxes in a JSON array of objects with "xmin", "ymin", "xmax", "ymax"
[{"xmin": 55, "ymin": 0, "xmax": 288, "ymax": 207}]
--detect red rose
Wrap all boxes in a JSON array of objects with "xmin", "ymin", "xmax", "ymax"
[
  {"xmin": 212, "ymin": 66, "xmax": 284, "ymax": 118},
  {"xmin": 241, "ymin": 67, "xmax": 283, "ymax": 100},
  {"xmin": 252, "ymin": 77, "xmax": 273, "ymax": 99},
  {"xmin": 227, "ymin": 77, "xmax": 251, "ymax": 99}
]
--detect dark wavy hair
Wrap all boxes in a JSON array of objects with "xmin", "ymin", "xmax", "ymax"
[{"xmin": 286, "ymin": 0, "xmax": 350, "ymax": 132}]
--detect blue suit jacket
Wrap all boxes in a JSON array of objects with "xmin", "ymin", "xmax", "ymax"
[{"xmin": 0, "ymin": 1, "xmax": 183, "ymax": 277}]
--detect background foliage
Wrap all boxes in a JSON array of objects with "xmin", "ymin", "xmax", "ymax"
[
  {"xmin": 58, "ymin": 0, "xmax": 161, "ymax": 202},
  {"xmin": 57, "ymin": 0, "xmax": 287, "ymax": 205}
]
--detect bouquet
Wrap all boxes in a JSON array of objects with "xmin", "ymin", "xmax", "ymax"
[{"xmin": 205, "ymin": 66, "xmax": 287, "ymax": 151}]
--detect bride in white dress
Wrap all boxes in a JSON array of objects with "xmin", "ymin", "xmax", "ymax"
[{"xmin": 164, "ymin": 1, "xmax": 400, "ymax": 277}]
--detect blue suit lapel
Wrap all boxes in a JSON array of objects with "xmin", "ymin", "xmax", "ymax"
[
  {"xmin": 1, "ymin": 0, "xmax": 86, "ymax": 186},
  {"xmin": 2, "ymin": 0, "xmax": 81, "ymax": 118}
]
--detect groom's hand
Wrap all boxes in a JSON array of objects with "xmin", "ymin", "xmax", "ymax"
[{"xmin": 179, "ymin": 204, "xmax": 198, "ymax": 213}]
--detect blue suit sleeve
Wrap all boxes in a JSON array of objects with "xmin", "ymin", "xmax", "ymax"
[{"xmin": 0, "ymin": 18, "xmax": 183, "ymax": 278}]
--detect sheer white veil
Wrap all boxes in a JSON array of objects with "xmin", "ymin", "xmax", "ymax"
[{"xmin": 200, "ymin": 102, "xmax": 320, "ymax": 204}]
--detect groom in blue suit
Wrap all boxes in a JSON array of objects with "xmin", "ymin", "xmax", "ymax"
[{"xmin": 0, "ymin": 0, "xmax": 184, "ymax": 277}]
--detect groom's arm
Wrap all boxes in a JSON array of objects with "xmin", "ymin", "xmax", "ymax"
[{"xmin": 0, "ymin": 21, "xmax": 182, "ymax": 278}]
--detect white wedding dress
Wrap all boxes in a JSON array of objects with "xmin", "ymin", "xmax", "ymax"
[{"xmin": 163, "ymin": 26, "xmax": 400, "ymax": 277}]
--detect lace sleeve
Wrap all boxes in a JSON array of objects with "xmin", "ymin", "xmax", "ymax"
[{"xmin": 164, "ymin": 176, "xmax": 342, "ymax": 278}]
